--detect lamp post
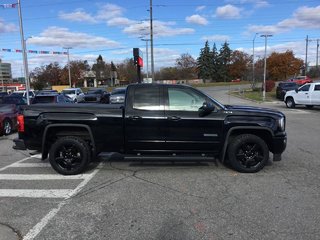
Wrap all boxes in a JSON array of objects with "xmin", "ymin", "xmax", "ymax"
[
  {"xmin": 260, "ymin": 34, "xmax": 273, "ymax": 101},
  {"xmin": 252, "ymin": 33, "xmax": 259, "ymax": 88},
  {"xmin": 63, "ymin": 47, "xmax": 72, "ymax": 87},
  {"xmin": 149, "ymin": 0, "xmax": 154, "ymax": 82},
  {"xmin": 17, "ymin": 0, "xmax": 30, "ymax": 105}
]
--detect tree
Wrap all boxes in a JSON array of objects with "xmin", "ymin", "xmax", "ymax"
[
  {"xmin": 217, "ymin": 41, "xmax": 232, "ymax": 82},
  {"xmin": 197, "ymin": 41, "xmax": 213, "ymax": 82},
  {"xmin": 267, "ymin": 51, "xmax": 303, "ymax": 80},
  {"xmin": 229, "ymin": 50, "xmax": 251, "ymax": 80},
  {"xmin": 92, "ymin": 55, "xmax": 110, "ymax": 83},
  {"xmin": 175, "ymin": 53, "xmax": 197, "ymax": 79},
  {"xmin": 117, "ymin": 58, "xmax": 137, "ymax": 83},
  {"xmin": 30, "ymin": 62, "xmax": 63, "ymax": 88},
  {"xmin": 61, "ymin": 60, "xmax": 90, "ymax": 87}
]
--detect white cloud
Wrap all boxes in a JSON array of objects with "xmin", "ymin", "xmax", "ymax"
[
  {"xmin": 196, "ymin": 5, "xmax": 206, "ymax": 12},
  {"xmin": 107, "ymin": 17, "xmax": 136, "ymax": 27},
  {"xmin": 96, "ymin": 3, "xmax": 125, "ymax": 21},
  {"xmin": 58, "ymin": 9, "xmax": 97, "ymax": 23},
  {"xmin": 215, "ymin": 4, "xmax": 243, "ymax": 19},
  {"xmin": 202, "ymin": 35, "xmax": 230, "ymax": 42},
  {"xmin": 225, "ymin": 0, "xmax": 270, "ymax": 9},
  {"xmin": 28, "ymin": 27, "xmax": 120, "ymax": 49},
  {"xmin": 0, "ymin": 18, "xmax": 18, "ymax": 33},
  {"xmin": 186, "ymin": 15, "xmax": 209, "ymax": 25},
  {"xmin": 247, "ymin": 5, "xmax": 320, "ymax": 35},
  {"xmin": 123, "ymin": 20, "xmax": 194, "ymax": 38}
]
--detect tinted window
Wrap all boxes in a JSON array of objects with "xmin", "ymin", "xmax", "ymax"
[
  {"xmin": 88, "ymin": 89, "xmax": 103, "ymax": 94},
  {"xmin": 133, "ymin": 86, "xmax": 161, "ymax": 110},
  {"xmin": 167, "ymin": 87, "xmax": 206, "ymax": 111},
  {"xmin": 314, "ymin": 85, "xmax": 320, "ymax": 91},
  {"xmin": 62, "ymin": 90, "xmax": 75, "ymax": 94},
  {"xmin": 280, "ymin": 82, "xmax": 296, "ymax": 87},
  {"xmin": 112, "ymin": 88, "xmax": 126, "ymax": 95},
  {"xmin": 299, "ymin": 85, "xmax": 310, "ymax": 92},
  {"xmin": 33, "ymin": 96, "xmax": 55, "ymax": 104}
]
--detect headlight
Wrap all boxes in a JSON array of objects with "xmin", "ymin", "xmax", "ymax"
[{"xmin": 278, "ymin": 117, "xmax": 285, "ymax": 131}]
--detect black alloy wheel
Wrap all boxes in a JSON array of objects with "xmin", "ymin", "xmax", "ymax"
[
  {"xmin": 3, "ymin": 119, "xmax": 12, "ymax": 135},
  {"xmin": 49, "ymin": 136, "xmax": 91, "ymax": 175},
  {"xmin": 227, "ymin": 134, "xmax": 269, "ymax": 173}
]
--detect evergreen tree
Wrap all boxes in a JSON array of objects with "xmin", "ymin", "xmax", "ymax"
[
  {"xmin": 217, "ymin": 42, "xmax": 232, "ymax": 82},
  {"xmin": 210, "ymin": 43, "xmax": 219, "ymax": 81},
  {"xmin": 197, "ymin": 41, "xmax": 213, "ymax": 82}
]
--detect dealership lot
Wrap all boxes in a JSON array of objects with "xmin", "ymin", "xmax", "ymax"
[{"xmin": 1, "ymin": 87, "xmax": 320, "ymax": 240}]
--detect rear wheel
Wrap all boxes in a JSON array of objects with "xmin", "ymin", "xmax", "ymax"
[
  {"xmin": 3, "ymin": 119, "xmax": 12, "ymax": 135},
  {"xmin": 49, "ymin": 136, "xmax": 91, "ymax": 175},
  {"xmin": 285, "ymin": 97, "xmax": 295, "ymax": 108},
  {"xmin": 227, "ymin": 134, "xmax": 269, "ymax": 173}
]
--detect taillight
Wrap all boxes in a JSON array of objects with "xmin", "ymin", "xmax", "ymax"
[{"xmin": 17, "ymin": 115, "xmax": 24, "ymax": 133}]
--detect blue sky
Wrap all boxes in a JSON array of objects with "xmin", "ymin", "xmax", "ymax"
[{"xmin": 0, "ymin": 0, "xmax": 319, "ymax": 77}]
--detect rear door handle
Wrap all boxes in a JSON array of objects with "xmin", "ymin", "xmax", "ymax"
[
  {"xmin": 167, "ymin": 116, "xmax": 181, "ymax": 121},
  {"xmin": 128, "ymin": 116, "xmax": 142, "ymax": 120}
]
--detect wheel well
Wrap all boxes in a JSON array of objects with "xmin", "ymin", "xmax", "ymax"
[
  {"xmin": 285, "ymin": 96, "xmax": 293, "ymax": 102},
  {"xmin": 43, "ymin": 126, "xmax": 93, "ymax": 158},
  {"xmin": 227, "ymin": 129, "xmax": 273, "ymax": 152}
]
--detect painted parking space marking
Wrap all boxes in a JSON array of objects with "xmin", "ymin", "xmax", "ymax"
[
  {"xmin": 0, "ymin": 174, "xmax": 90, "ymax": 180},
  {"xmin": 10, "ymin": 162, "xmax": 51, "ymax": 168},
  {"xmin": 0, "ymin": 189, "xmax": 73, "ymax": 198}
]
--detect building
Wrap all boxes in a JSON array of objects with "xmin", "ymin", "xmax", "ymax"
[{"xmin": 0, "ymin": 59, "xmax": 12, "ymax": 88}]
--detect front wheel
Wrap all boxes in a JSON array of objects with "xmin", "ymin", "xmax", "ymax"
[
  {"xmin": 49, "ymin": 136, "xmax": 91, "ymax": 175},
  {"xmin": 227, "ymin": 134, "xmax": 269, "ymax": 173},
  {"xmin": 285, "ymin": 97, "xmax": 295, "ymax": 108}
]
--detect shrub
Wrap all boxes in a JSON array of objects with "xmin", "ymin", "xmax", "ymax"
[{"xmin": 265, "ymin": 80, "xmax": 275, "ymax": 92}]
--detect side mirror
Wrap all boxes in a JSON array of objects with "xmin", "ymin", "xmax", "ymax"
[
  {"xmin": 76, "ymin": 92, "xmax": 80, "ymax": 95},
  {"xmin": 199, "ymin": 102, "xmax": 215, "ymax": 117},
  {"xmin": 295, "ymin": 88, "xmax": 298, "ymax": 93}
]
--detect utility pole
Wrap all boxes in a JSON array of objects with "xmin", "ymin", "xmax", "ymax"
[
  {"xmin": 316, "ymin": 39, "xmax": 319, "ymax": 67},
  {"xmin": 252, "ymin": 33, "xmax": 259, "ymax": 88},
  {"xmin": 149, "ymin": 0, "xmax": 155, "ymax": 82},
  {"xmin": 17, "ymin": 0, "xmax": 30, "ymax": 105},
  {"xmin": 305, "ymin": 35, "xmax": 309, "ymax": 75},
  {"xmin": 260, "ymin": 34, "xmax": 272, "ymax": 101},
  {"xmin": 141, "ymin": 39, "xmax": 150, "ymax": 81},
  {"xmin": 64, "ymin": 47, "xmax": 72, "ymax": 87}
]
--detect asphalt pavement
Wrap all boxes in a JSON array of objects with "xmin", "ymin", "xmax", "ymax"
[{"xmin": 0, "ymin": 85, "xmax": 320, "ymax": 240}]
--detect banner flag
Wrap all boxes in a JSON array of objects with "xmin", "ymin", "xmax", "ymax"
[
  {"xmin": 1, "ymin": 48, "xmax": 68, "ymax": 55},
  {"xmin": 0, "ymin": 3, "xmax": 18, "ymax": 8}
]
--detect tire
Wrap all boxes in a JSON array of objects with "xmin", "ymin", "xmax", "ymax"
[
  {"xmin": 285, "ymin": 97, "xmax": 295, "ymax": 108},
  {"xmin": 3, "ymin": 119, "xmax": 12, "ymax": 135},
  {"xmin": 306, "ymin": 105, "xmax": 314, "ymax": 109},
  {"xmin": 49, "ymin": 136, "xmax": 91, "ymax": 175},
  {"xmin": 227, "ymin": 134, "xmax": 269, "ymax": 173}
]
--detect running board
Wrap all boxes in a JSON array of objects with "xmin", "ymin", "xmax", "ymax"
[{"xmin": 123, "ymin": 155, "xmax": 215, "ymax": 162}]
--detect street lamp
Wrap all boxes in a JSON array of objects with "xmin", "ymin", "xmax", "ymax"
[
  {"xmin": 63, "ymin": 47, "xmax": 72, "ymax": 87},
  {"xmin": 149, "ymin": 0, "xmax": 154, "ymax": 83},
  {"xmin": 260, "ymin": 34, "xmax": 273, "ymax": 101},
  {"xmin": 252, "ymin": 33, "xmax": 259, "ymax": 88}
]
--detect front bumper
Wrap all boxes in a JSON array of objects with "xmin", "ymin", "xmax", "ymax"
[{"xmin": 13, "ymin": 138, "xmax": 27, "ymax": 150}]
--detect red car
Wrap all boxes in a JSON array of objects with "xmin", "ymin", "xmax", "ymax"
[
  {"xmin": 0, "ymin": 104, "xmax": 18, "ymax": 136},
  {"xmin": 287, "ymin": 76, "xmax": 312, "ymax": 85}
]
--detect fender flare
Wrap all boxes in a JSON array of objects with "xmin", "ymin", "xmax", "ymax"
[
  {"xmin": 220, "ymin": 126, "xmax": 274, "ymax": 162},
  {"xmin": 41, "ymin": 124, "xmax": 96, "ymax": 160}
]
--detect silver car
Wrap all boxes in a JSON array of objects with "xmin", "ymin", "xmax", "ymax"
[{"xmin": 109, "ymin": 87, "xmax": 126, "ymax": 104}]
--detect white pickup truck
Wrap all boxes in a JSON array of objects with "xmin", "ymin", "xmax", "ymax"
[{"xmin": 284, "ymin": 82, "xmax": 320, "ymax": 108}]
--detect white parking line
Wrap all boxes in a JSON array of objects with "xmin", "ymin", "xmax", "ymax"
[
  {"xmin": 0, "ymin": 174, "xmax": 90, "ymax": 180},
  {"xmin": 23, "ymin": 162, "xmax": 104, "ymax": 240},
  {"xmin": 0, "ymin": 156, "xmax": 33, "ymax": 172},
  {"xmin": 0, "ymin": 189, "xmax": 72, "ymax": 198},
  {"xmin": 10, "ymin": 163, "xmax": 52, "ymax": 168}
]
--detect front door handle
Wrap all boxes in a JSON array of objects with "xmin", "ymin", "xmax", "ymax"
[
  {"xmin": 167, "ymin": 116, "xmax": 181, "ymax": 121},
  {"xmin": 128, "ymin": 116, "xmax": 141, "ymax": 120}
]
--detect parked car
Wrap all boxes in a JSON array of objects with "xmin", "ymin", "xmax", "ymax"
[
  {"xmin": 284, "ymin": 82, "xmax": 320, "ymax": 108},
  {"xmin": 11, "ymin": 90, "xmax": 35, "ymax": 99},
  {"xmin": 62, "ymin": 88, "xmax": 85, "ymax": 103},
  {"xmin": 110, "ymin": 87, "xmax": 126, "ymax": 104},
  {"xmin": 0, "ymin": 104, "xmax": 18, "ymax": 136},
  {"xmin": 231, "ymin": 78, "xmax": 241, "ymax": 82},
  {"xmin": 32, "ymin": 93, "xmax": 73, "ymax": 104},
  {"xmin": 287, "ymin": 76, "xmax": 312, "ymax": 86},
  {"xmin": 2, "ymin": 95, "xmax": 27, "ymax": 108},
  {"xmin": 36, "ymin": 90, "xmax": 58, "ymax": 95},
  {"xmin": 14, "ymin": 83, "xmax": 287, "ymax": 175},
  {"xmin": 276, "ymin": 82, "xmax": 298, "ymax": 100},
  {"xmin": 84, "ymin": 88, "xmax": 110, "ymax": 103}
]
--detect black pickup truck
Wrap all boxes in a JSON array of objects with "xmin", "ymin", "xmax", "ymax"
[{"xmin": 13, "ymin": 84, "xmax": 287, "ymax": 175}]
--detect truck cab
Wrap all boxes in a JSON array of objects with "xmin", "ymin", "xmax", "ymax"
[{"xmin": 284, "ymin": 83, "xmax": 320, "ymax": 108}]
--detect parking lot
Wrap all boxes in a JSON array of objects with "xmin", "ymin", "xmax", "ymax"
[{"xmin": 1, "ymin": 87, "xmax": 320, "ymax": 240}]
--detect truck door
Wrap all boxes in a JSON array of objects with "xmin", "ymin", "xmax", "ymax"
[
  {"xmin": 310, "ymin": 84, "xmax": 320, "ymax": 105},
  {"xmin": 163, "ymin": 85, "xmax": 224, "ymax": 154},
  {"xmin": 124, "ymin": 85, "xmax": 166, "ymax": 153},
  {"xmin": 295, "ymin": 84, "xmax": 311, "ymax": 104}
]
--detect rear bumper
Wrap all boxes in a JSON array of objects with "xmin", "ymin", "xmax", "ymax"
[{"xmin": 13, "ymin": 138, "xmax": 27, "ymax": 150}]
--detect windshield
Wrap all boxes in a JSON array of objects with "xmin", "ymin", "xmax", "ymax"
[
  {"xmin": 87, "ymin": 89, "xmax": 103, "ymax": 94},
  {"xmin": 112, "ymin": 89, "xmax": 126, "ymax": 95},
  {"xmin": 33, "ymin": 96, "xmax": 55, "ymax": 104},
  {"xmin": 62, "ymin": 90, "xmax": 75, "ymax": 95}
]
